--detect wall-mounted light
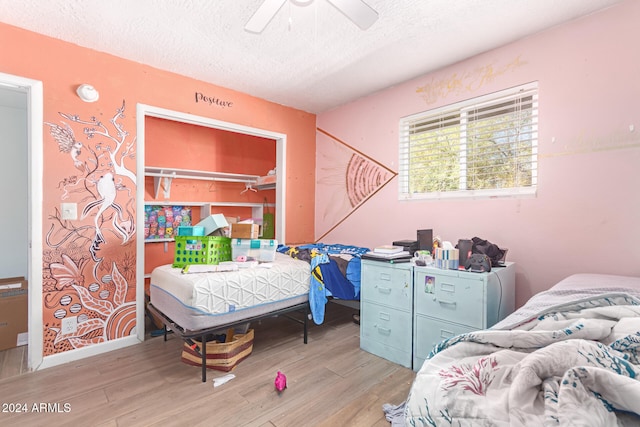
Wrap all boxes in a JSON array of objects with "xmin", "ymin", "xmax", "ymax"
[{"xmin": 76, "ymin": 84, "xmax": 99, "ymax": 103}]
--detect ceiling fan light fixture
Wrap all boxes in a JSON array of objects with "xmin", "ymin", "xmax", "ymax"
[{"xmin": 291, "ymin": 0, "xmax": 314, "ymax": 6}]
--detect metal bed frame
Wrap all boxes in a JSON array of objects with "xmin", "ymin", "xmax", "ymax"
[{"xmin": 147, "ymin": 302, "xmax": 310, "ymax": 382}]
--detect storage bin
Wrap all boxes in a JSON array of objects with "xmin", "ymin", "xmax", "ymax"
[
  {"xmin": 177, "ymin": 225, "xmax": 205, "ymax": 236},
  {"xmin": 196, "ymin": 214, "xmax": 229, "ymax": 236},
  {"xmin": 173, "ymin": 235, "xmax": 232, "ymax": 267},
  {"xmin": 231, "ymin": 238, "xmax": 278, "ymax": 262},
  {"xmin": 180, "ymin": 329, "xmax": 254, "ymax": 372}
]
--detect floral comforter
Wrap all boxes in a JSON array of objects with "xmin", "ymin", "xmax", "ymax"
[{"xmin": 403, "ymin": 293, "xmax": 640, "ymax": 426}]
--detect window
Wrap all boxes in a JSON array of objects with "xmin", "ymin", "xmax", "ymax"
[{"xmin": 399, "ymin": 83, "xmax": 538, "ymax": 200}]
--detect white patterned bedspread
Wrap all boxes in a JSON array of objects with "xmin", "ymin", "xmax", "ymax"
[
  {"xmin": 150, "ymin": 252, "xmax": 310, "ymax": 314},
  {"xmin": 404, "ymin": 287, "xmax": 640, "ymax": 425}
]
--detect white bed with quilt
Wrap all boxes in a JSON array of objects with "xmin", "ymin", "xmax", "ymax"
[
  {"xmin": 149, "ymin": 252, "xmax": 311, "ymax": 331},
  {"xmin": 389, "ymin": 273, "xmax": 640, "ymax": 426}
]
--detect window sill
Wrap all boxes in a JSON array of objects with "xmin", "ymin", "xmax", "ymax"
[{"xmin": 399, "ymin": 186, "xmax": 537, "ymax": 201}]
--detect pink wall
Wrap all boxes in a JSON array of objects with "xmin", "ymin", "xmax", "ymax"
[
  {"xmin": 0, "ymin": 23, "xmax": 316, "ymax": 356},
  {"xmin": 317, "ymin": 0, "xmax": 640, "ymax": 307}
]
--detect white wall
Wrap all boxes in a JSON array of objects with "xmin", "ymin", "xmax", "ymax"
[{"xmin": 0, "ymin": 90, "xmax": 28, "ymax": 279}]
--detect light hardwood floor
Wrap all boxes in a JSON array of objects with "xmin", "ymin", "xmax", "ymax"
[
  {"xmin": 0, "ymin": 303, "xmax": 414, "ymax": 426},
  {"xmin": 0, "ymin": 343, "xmax": 28, "ymax": 380}
]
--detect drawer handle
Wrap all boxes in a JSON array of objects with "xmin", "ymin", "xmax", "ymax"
[
  {"xmin": 438, "ymin": 299, "xmax": 457, "ymax": 306},
  {"xmin": 376, "ymin": 326, "xmax": 391, "ymax": 335},
  {"xmin": 441, "ymin": 282, "xmax": 456, "ymax": 292},
  {"xmin": 440, "ymin": 329, "xmax": 455, "ymax": 339},
  {"xmin": 376, "ymin": 286, "xmax": 392, "ymax": 294}
]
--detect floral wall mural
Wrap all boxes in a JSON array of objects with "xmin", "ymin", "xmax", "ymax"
[{"xmin": 42, "ymin": 101, "xmax": 137, "ymax": 356}]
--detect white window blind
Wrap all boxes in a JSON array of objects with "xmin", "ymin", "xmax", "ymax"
[{"xmin": 399, "ymin": 83, "xmax": 538, "ymax": 200}]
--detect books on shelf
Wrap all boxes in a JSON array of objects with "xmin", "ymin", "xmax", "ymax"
[{"xmin": 373, "ymin": 245, "xmax": 404, "ymax": 254}]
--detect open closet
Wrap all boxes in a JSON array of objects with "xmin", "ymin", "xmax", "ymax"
[{"xmin": 135, "ymin": 104, "xmax": 287, "ymax": 331}]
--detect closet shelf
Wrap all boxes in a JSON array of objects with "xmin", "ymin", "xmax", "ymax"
[
  {"xmin": 144, "ymin": 201, "xmax": 274, "ymax": 244},
  {"xmin": 144, "ymin": 201, "xmax": 275, "ymax": 208},
  {"xmin": 145, "ymin": 166, "xmax": 260, "ymax": 199}
]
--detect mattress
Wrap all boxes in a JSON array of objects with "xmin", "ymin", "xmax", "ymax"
[{"xmin": 150, "ymin": 252, "xmax": 311, "ymax": 331}]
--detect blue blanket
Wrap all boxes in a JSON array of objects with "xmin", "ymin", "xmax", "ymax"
[{"xmin": 278, "ymin": 243, "xmax": 369, "ymax": 324}]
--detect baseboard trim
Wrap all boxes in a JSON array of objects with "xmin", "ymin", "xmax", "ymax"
[{"xmin": 37, "ymin": 335, "xmax": 141, "ymax": 371}]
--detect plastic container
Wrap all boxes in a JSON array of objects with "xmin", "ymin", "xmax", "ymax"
[
  {"xmin": 173, "ymin": 236, "xmax": 231, "ymax": 267},
  {"xmin": 177, "ymin": 225, "xmax": 205, "ymax": 236},
  {"xmin": 231, "ymin": 239, "xmax": 278, "ymax": 262}
]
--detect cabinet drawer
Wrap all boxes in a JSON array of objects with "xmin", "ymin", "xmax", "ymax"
[
  {"xmin": 360, "ymin": 303, "xmax": 412, "ymax": 353},
  {"xmin": 361, "ymin": 262, "xmax": 412, "ymax": 309},
  {"xmin": 413, "ymin": 315, "xmax": 473, "ymax": 371},
  {"xmin": 414, "ymin": 270, "xmax": 486, "ymax": 327}
]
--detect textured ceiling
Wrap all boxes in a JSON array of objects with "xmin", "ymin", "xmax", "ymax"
[{"xmin": 0, "ymin": 0, "xmax": 622, "ymax": 113}]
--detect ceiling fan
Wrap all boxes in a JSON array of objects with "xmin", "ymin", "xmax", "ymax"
[{"xmin": 245, "ymin": 0, "xmax": 378, "ymax": 34}]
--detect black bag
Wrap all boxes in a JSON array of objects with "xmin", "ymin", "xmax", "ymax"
[{"xmin": 471, "ymin": 237, "xmax": 506, "ymax": 267}]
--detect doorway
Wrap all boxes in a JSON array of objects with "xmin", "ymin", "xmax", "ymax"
[{"xmin": 0, "ymin": 72, "xmax": 44, "ymax": 376}]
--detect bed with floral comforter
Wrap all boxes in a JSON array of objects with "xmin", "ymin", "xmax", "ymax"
[{"xmin": 398, "ymin": 274, "xmax": 640, "ymax": 426}]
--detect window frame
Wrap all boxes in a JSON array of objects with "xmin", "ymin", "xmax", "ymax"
[{"xmin": 398, "ymin": 82, "xmax": 538, "ymax": 201}]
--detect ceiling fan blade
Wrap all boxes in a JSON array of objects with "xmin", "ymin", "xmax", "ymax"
[
  {"xmin": 245, "ymin": 0, "xmax": 287, "ymax": 34},
  {"xmin": 326, "ymin": 0, "xmax": 378, "ymax": 30}
]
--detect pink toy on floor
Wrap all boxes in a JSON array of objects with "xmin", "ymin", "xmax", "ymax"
[{"xmin": 274, "ymin": 371, "xmax": 287, "ymax": 393}]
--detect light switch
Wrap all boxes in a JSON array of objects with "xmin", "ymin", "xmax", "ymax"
[{"xmin": 61, "ymin": 203, "xmax": 77, "ymax": 220}]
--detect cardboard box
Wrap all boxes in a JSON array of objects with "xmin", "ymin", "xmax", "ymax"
[
  {"xmin": 196, "ymin": 214, "xmax": 229, "ymax": 236},
  {"xmin": 231, "ymin": 223, "xmax": 260, "ymax": 239},
  {"xmin": 225, "ymin": 216, "xmax": 239, "ymax": 225},
  {"xmin": 0, "ymin": 276, "xmax": 28, "ymax": 351}
]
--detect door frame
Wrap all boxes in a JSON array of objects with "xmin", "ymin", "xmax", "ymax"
[{"xmin": 0, "ymin": 72, "xmax": 44, "ymax": 371}]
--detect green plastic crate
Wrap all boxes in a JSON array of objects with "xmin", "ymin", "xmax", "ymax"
[{"xmin": 173, "ymin": 235, "xmax": 232, "ymax": 267}]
